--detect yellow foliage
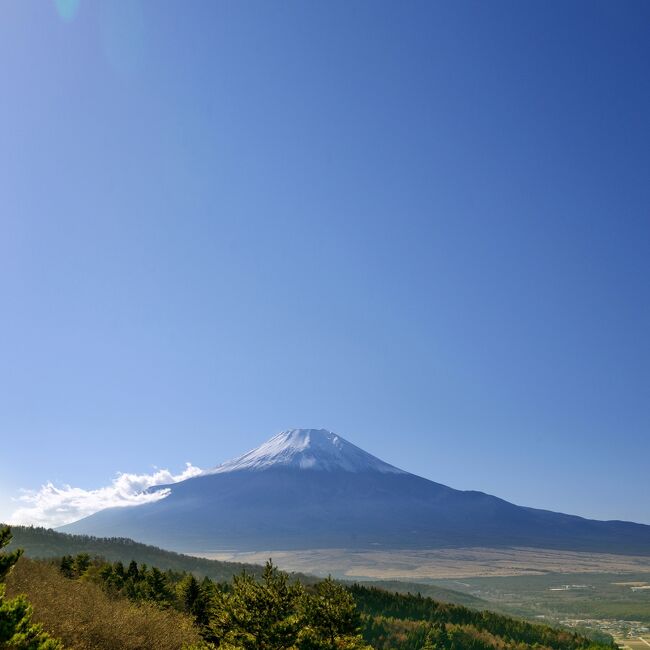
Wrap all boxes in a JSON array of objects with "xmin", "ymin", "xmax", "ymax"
[{"xmin": 5, "ymin": 557, "xmax": 203, "ymax": 650}]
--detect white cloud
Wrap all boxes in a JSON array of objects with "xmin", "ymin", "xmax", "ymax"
[{"xmin": 9, "ymin": 463, "xmax": 203, "ymax": 528}]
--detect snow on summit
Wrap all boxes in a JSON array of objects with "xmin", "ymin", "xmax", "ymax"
[{"xmin": 211, "ymin": 428, "xmax": 406, "ymax": 474}]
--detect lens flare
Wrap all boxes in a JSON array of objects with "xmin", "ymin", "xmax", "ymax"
[{"xmin": 54, "ymin": 0, "xmax": 80, "ymax": 22}]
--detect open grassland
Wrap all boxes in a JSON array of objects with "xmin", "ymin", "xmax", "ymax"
[
  {"xmin": 614, "ymin": 636, "xmax": 650, "ymax": 650},
  {"xmin": 201, "ymin": 546, "xmax": 650, "ymax": 640},
  {"xmin": 200, "ymin": 546, "xmax": 650, "ymax": 580},
  {"xmin": 431, "ymin": 571, "xmax": 650, "ymax": 641},
  {"xmin": 433, "ymin": 571, "xmax": 650, "ymax": 622}
]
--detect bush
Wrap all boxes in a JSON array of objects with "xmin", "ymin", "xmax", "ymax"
[{"xmin": 5, "ymin": 557, "xmax": 202, "ymax": 650}]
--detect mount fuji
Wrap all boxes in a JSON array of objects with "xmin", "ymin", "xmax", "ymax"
[{"xmin": 60, "ymin": 429, "xmax": 650, "ymax": 554}]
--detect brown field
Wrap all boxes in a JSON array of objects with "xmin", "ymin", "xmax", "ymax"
[
  {"xmin": 197, "ymin": 546, "xmax": 650, "ymax": 580},
  {"xmin": 614, "ymin": 637, "xmax": 650, "ymax": 650}
]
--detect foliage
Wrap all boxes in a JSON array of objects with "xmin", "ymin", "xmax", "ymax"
[
  {"xmin": 351, "ymin": 584, "xmax": 615, "ymax": 649},
  {"xmin": 0, "ymin": 526, "xmax": 63, "ymax": 650},
  {"xmin": 201, "ymin": 561, "xmax": 371, "ymax": 649},
  {"xmin": 4, "ymin": 526, "xmax": 270, "ymax": 584},
  {"xmin": 53, "ymin": 551, "xmax": 613, "ymax": 650},
  {"xmin": 3, "ymin": 528, "xmax": 619, "ymax": 650},
  {"xmin": 298, "ymin": 578, "xmax": 368, "ymax": 649},
  {"xmin": 207, "ymin": 562, "xmax": 304, "ymax": 648},
  {"xmin": 56, "ymin": 555, "xmax": 371, "ymax": 649},
  {"xmin": 5, "ymin": 556, "xmax": 202, "ymax": 650}
]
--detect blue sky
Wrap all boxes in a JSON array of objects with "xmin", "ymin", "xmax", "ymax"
[{"xmin": 1, "ymin": 1, "xmax": 649, "ymax": 526}]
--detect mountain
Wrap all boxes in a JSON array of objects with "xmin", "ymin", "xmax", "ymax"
[
  {"xmin": 210, "ymin": 428, "xmax": 405, "ymax": 474},
  {"xmin": 60, "ymin": 428, "xmax": 650, "ymax": 555}
]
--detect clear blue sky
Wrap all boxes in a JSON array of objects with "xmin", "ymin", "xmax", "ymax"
[{"xmin": 1, "ymin": 1, "xmax": 649, "ymax": 525}]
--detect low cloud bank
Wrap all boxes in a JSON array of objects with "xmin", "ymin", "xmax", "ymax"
[{"xmin": 10, "ymin": 463, "xmax": 203, "ymax": 528}]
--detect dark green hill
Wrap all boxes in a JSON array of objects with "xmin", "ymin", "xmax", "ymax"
[
  {"xmin": 5, "ymin": 525, "xmax": 485, "ymax": 608},
  {"xmin": 350, "ymin": 584, "xmax": 615, "ymax": 649},
  {"xmin": 4, "ymin": 524, "xmax": 265, "ymax": 582},
  {"xmin": 344, "ymin": 578, "xmax": 486, "ymax": 609}
]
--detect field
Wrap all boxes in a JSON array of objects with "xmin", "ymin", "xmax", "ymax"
[
  {"xmin": 200, "ymin": 546, "xmax": 650, "ymax": 580},
  {"xmin": 615, "ymin": 636, "xmax": 650, "ymax": 649},
  {"xmin": 431, "ymin": 571, "xmax": 650, "ymax": 620},
  {"xmin": 201, "ymin": 546, "xmax": 650, "ymax": 641}
]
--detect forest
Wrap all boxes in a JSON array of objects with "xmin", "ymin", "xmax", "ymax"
[{"xmin": 1, "ymin": 525, "xmax": 616, "ymax": 650}]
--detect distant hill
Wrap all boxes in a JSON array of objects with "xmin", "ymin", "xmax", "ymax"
[
  {"xmin": 5, "ymin": 524, "xmax": 266, "ymax": 583},
  {"xmin": 349, "ymin": 579, "xmax": 486, "ymax": 609},
  {"xmin": 5, "ymin": 524, "xmax": 485, "ymax": 608},
  {"xmin": 61, "ymin": 429, "xmax": 650, "ymax": 554}
]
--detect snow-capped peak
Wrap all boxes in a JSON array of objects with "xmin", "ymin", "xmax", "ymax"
[{"xmin": 210, "ymin": 428, "xmax": 406, "ymax": 474}]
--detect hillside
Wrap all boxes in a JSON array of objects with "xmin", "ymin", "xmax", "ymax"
[
  {"xmin": 4, "ymin": 551, "xmax": 614, "ymax": 650},
  {"xmin": 6, "ymin": 524, "xmax": 488, "ymax": 609},
  {"xmin": 349, "ymin": 584, "xmax": 616, "ymax": 649},
  {"xmin": 5, "ymin": 524, "xmax": 266, "ymax": 582},
  {"xmin": 5, "ymin": 557, "xmax": 202, "ymax": 650}
]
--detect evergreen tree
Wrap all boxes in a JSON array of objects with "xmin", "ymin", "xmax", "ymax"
[
  {"xmin": 298, "ymin": 577, "xmax": 370, "ymax": 650},
  {"xmin": 126, "ymin": 560, "xmax": 139, "ymax": 580},
  {"xmin": 72, "ymin": 554, "xmax": 90, "ymax": 577},
  {"xmin": 145, "ymin": 566, "xmax": 174, "ymax": 606},
  {"xmin": 58, "ymin": 556, "xmax": 74, "ymax": 579},
  {"xmin": 422, "ymin": 623, "xmax": 449, "ymax": 650},
  {"xmin": 208, "ymin": 562, "xmax": 372, "ymax": 650},
  {"xmin": 112, "ymin": 561, "xmax": 124, "ymax": 580},
  {"xmin": 0, "ymin": 525, "xmax": 63, "ymax": 649},
  {"xmin": 178, "ymin": 574, "xmax": 211, "ymax": 627},
  {"xmin": 0, "ymin": 528, "xmax": 22, "ymax": 583},
  {"xmin": 209, "ymin": 560, "xmax": 303, "ymax": 649}
]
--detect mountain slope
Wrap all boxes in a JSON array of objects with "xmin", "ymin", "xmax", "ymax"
[
  {"xmin": 209, "ymin": 428, "xmax": 405, "ymax": 474},
  {"xmin": 60, "ymin": 429, "xmax": 650, "ymax": 555}
]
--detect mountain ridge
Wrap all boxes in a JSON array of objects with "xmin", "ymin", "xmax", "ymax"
[
  {"xmin": 60, "ymin": 428, "xmax": 650, "ymax": 555},
  {"xmin": 207, "ymin": 428, "xmax": 405, "ymax": 475}
]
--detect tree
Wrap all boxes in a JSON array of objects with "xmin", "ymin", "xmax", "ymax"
[
  {"xmin": 0, "ymin": 528, "xmax": 22, "ymax": 583},
  {"xmin": 207, "ymin": 562, "xmax": 371, "ymax": 650},
  {"xmin": 422, "ymin": 624, "xmax": 449, "ymax": 649},
  {"xmin": 126, "ymin": 560, "xmax": 139, "ymax": 580},
  {"xmin": 298, "ymin": 577, "xmax": 370, "ymax": 650},
  {"xmin": 208, "ymin": 560, "xmax": 303, "ymax": 649},
  {"xmin": 0, "ymin": 525, "xmax": 63, "ymax": 649},
  {"xmin": 144, "ymin": 566, "xmax": 174, "ymax": 606},
  {"xmin": 58, "ymin": 556, "xmax": 74, "ymax": 579},
  {"xmin": 72, "ymin": 554, "xmax": 90, "ymax": 577},
  {"xmin": 178, "ymin": 574, "xmax": 211, "ymax": 627}
]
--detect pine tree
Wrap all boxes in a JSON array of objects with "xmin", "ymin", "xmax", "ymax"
[
  {"xmin": 58, "ymin": 556, "xmax": 74, "ymax": 579},
  {"xmin": 423, "ymin": 623, "xmax": 449, "ymax": 650},
  {"xmin": 0, "ymin": 525, "xmax": 63, "ymax": 649},
  {"xmin": 178, "ymin": 574, "xmax": 211, "ymax": 627},
  {"xmin": 0, "ymin": 528, "xmax": 22, "ymax": 584},
  {"xmin": 208, "ymin": 560, "xmax": 303, "ymax": 649},
  {"xmin": 145, "ymin": 566, "xmax": 174, "ymax": 606},
  {"xmin": 207, "ymin": 562, "xmax": 371, "ymax": 650},
  {"xmin": 72, "ymin": 554, "xmax": 90, "ymax": 576},
  {"xmin": 126, "ymin": 560, "xmax": 139, "ymax": 580},
  {"xmin": 298, "ymin": 577, "xmax": 370, "ymax": 650}
]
